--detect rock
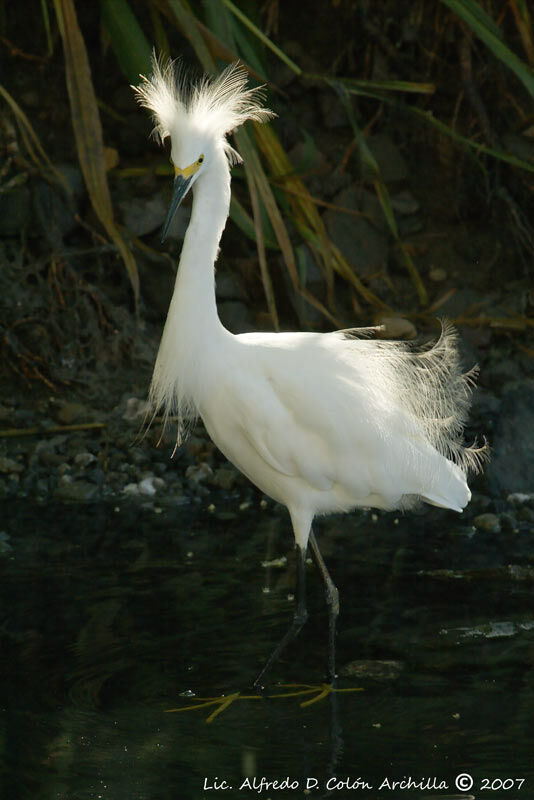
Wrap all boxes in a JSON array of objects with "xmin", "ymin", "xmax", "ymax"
[
  {"xmin": 499, "ymin": 512, "xmax": 518, "ymax": 533},
  {"xmin": 0, "ymin": 456, "xmax": 24, "ymax": 474},
  {"xmin": 56, "ymin": 402, "xmax": 87, "ymax": 425},
  {"xmin": 74, "ymin": 452, "xmax": 96, "ymax": 468},
  {"xmin": 506, "ymin": 565, "xmax": 534, "ymax": 581},
  {"xmin": 362, "ymin": 133, "xmax": 409, "ymax": 183},
  {"xmin": 506, "ymin": 492, "xmax": 534, "ymax": 507},
  {"xmin": 122, "ymin": 397, "xmax": 150, "ymax": 422},
  {"xmin": 185, "ymin": 463, "xmax": 213, "ymax": 485},
  {"xmin": 469, "ymin": 493, "xmax": 492, "ymax": 513},
  {"xmin": 211, "ymin": 467, "xmax": 238, "ymax": 491},
  {"xmin": 473, "ymin": 513, "xmax": 501, "ymax": 533},
  {"xmin": 324, "ymin": 186, "xmax": 389, "ymax": 276},
  {"xmin": 0, "ymin": 531, "xmax": 13, "ymax": 555},
  {"xmin": 391, "ymin": 190, "xmax": 420, "ymax": 215},
  {"xmin": 375, "ymin": 316, "xmax": 417, "ymax": 339},
  {"xmin": 446, "ymin": 621, "xmax": 520, "ymax": 640},
  {"xmin": 340, "ymin": 659, "xmax": 404, "ymax": 681},
  {"xmin": 119, "ymin": 194, "xmax": 168, "ymax": 237},
  {"xmin": 38, "ymin": 451, "xmax": 63, "ymax": 468},
  {"xmin": 518, "ymin": 506, "xmax": 534, "ymax": 523},
  {"xmin": 487, "ymin": 380, "xmax": 534, "ymax": 495},
  {"xmin": 54, "ymin": 480, "xmax": 99, "ymax": 502},
  {"xmin": 122, "ymin": 476, "xmax": 165, "ymax": 497},
  {"xmin": 429, "ymin": 266, "xmax": 447, "ymax": 282},
  {"xmin": 138, "ymin": 476, "xmax": 165, "ymax": 496}
]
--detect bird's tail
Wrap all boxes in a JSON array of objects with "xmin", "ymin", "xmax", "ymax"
[{"xmin": 420, "ymin": 458, "xmax": 471, "ymax": 512}]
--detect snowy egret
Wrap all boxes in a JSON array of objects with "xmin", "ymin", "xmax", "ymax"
[{"xmin": 134, "ymin": 58, "xmax": 487, "ymax": 687}]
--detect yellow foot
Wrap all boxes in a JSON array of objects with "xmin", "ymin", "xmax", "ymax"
[{"xmin": 165, "ymin": 683, "xmax": 364, "ymax": 721}]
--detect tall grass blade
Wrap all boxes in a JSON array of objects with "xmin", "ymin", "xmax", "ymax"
[
  {"xmin": 230, "ymin": 195, "xmax": 277, "ymax": 250},
  {"xmin": 220, "ymin": 0, "xmax": 302, "ymax": 75},
  {"xmin": 0, "ymin": 83, "xmax": 67, "ymax": 191},
  {"xmin": 235, "ymin": 127, "xmax": 339, "ymax": 326},
  {"xmin": 53, "ymin": 0, "xmax": 139, "ymax": 307},
  {"xmin": 441, "ymin": 0, "xmax": 534, "ymax": 98},
  {"xmin": 149, "ymin": 5, "xmax": 171, "ymax": 61},
  {"xmin": 40, "ymin": 0, "xmax": 54, "ymax": 57},
  {"xmin": 509, "ymin": 0, "xmax": 534, "ymax": 66},
  {"xmin": 332, "ymin": 77, "xmax": 435, "ymax": 95},
  {"xmin": 343, "ymin": 86, "xmax": 534, "ymax": 173},
  {"xmin": 100, "ymin": 0, "xmax": 152, "ymax": 84},
  {"xmin": 164, "ymin": 0, "xmax": 216, "ymax": 74},
  {"xmin": 242, "ymin": 156, "xmax": 279, "ymax": 330}
]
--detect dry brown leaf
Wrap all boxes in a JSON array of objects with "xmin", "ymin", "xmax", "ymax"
[{"xmin": 53, "ymin": 0, "xmax": 139, "ymax": 308}]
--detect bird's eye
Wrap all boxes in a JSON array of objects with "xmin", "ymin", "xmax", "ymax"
[{"xmin": 198, "ymin": 155, "xmax": 204, "ymax": 165}]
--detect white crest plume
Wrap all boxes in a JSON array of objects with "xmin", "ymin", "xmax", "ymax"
[{"xmin": 134, "ymin": 55, "xmax": 274, "ymax": 156}]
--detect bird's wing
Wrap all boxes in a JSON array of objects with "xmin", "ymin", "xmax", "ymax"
[
  {"xmin": 206, "ymin": 330, "xmax": 473, "ymax": 511},
  {"xmin": 242, "ymin": 373, "xmax": 340, "ymax": 490},
  {"xmin": 208, "ymin": 335, "xmax": 400, "ymax": 494}
]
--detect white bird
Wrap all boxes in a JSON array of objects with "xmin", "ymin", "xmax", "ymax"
[{"xmin": 134, "ymin": 58, "xmax": 487, "ymax": 687}]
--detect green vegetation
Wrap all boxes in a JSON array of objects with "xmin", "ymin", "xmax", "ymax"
[{"xmin": 1, "ymin": 0, "xmax": 533, "ymax": 331}]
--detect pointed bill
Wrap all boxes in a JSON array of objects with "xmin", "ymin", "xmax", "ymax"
[{"xmin": 161, "ymin": 174, "xmax": 193, "ymax": 242}]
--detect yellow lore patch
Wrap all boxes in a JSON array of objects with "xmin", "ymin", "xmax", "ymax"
[{"xmin": 173, "ymin": 155, "xmax": 204, "ymax": 179}]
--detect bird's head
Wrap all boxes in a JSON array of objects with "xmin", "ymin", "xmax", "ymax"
[{"xmin": 134, "ymin": 55, "xmax": 274, "ymax": 241}]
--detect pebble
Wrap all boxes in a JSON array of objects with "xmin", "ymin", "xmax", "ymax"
[
  {"xmin": 122, "ymin": 397, "xmax": 150, "ymax": 422},
  {"xmin": 123, "ymin": 476, "xmax": 165, "ymax": 497},
  {"xmin": 139, "ymin": 476, "xmax": 165, "ymax": 495},
  {"xmin": 0, "ymin": 531, "xmax": 13, "ymax": 555},
  {"xmin": 507, "ymin": 493, "xmax": 534, "ymax": 507},
  {"xmin": 376, "ymin": 316, "xmax": 417, "ymax": 340},
  {"xmin": 499, "ymin": 512, "xmax": 518, "ymax": 533},
  {"xmin": 391, "ymin": 190, "xmax": 419, "ymax": 215},
  {"xmin": 473, "ymin": 513, "xmax": 501, "ymax": 533},
  {"xmin": 518, "ymin": 507, "xmax": 534, "ymax": 523},
  {"xmin": 0, "ymin": 456, "xmax": 24, "ymax": 474},
  {"xmin": 341, "ymin": 660, "xmax": 404, "ymax": 681},
  {"xmin": 211, "ymin": 467, "xmax": 238, "ymax": 491},
  {"xmin": 429, "ymin": 266, "xmax": 447, "ymax": 281},
  {"xmin": 56, "ymin": 402, "xmax": 87, "ymax": 425},
  {"xmin": 54, "ymin": 480, "xmax": 99, "ymax": 502},
  {"xmin": 74, "ymin": 452, "xmax": 97, "ymax": 468},
  {"xmin": 185, "ymin": 463, "xmax": 213, "ymax": 485}
]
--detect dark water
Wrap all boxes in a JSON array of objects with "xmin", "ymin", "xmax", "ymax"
[{"xmin": 1, "ymin": 499, "xmax": 533, "ymax": 799}]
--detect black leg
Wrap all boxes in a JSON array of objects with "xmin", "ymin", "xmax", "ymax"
[
  {"xmin": 253, "ymin": 543, "xmax": 308, "ymax": 689},
  {"xmin": 309, "ymin": 531, "xmax": 339, "ymax": 684}
]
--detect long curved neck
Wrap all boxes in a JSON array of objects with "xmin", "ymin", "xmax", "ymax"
[
  {"xmin": 148, "ymin": 152, "xmax": 231, "ymax": 421},
  {"xmin": 172, "ymin": 154, "xmax": 230, "ymax": 334}
]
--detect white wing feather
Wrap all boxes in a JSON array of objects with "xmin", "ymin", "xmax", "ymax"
[{"xmin": 199, "ymin": 328, "xmax": 481, "ymax": 514}]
